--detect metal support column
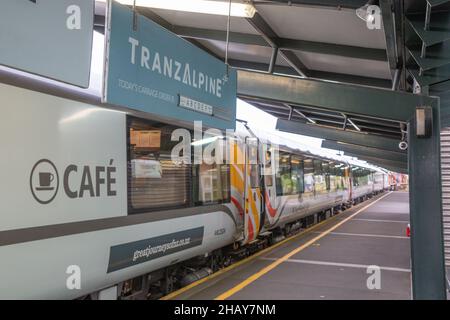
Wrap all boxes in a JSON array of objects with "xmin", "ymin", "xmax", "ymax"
[{"xmin": 408, "ymin": 102, "xmax": 447, "ymax": 299}]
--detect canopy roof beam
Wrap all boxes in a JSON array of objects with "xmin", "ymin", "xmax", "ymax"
[
  {"xmin": 378, "ymin": 165, "xmax": 408, "ymax": 174},
  {"xmin": 380, "ymin": 0, "xmax": 401, "ymax": 86},
  {"xmin": 321, "ymin": 140, "xmax": 407, "ymax": 162},
  {"xmin": 246, "ymin": 12, "xmax": 309, "ymax": 77},
  {"xmin": 276, "ymin": 119, "xmax": 403, "ymax": 152},
  {"xmin": 237, "ymin": 70, "xmax": 437, "ymax": 121},
  {"xmin": 343, "ymin": 153, "xmax": 407, "ymax": 170},
  {"xmin": 232, "ymin": 60, "xmax": 391, "ymax": 88},
  {"xmin": 173, "ymin": 26, "xmax": 387, "ymax": 62},
  {"xmin": 252, "ymin": 0, "xmax": 367, "ymax": 9}
]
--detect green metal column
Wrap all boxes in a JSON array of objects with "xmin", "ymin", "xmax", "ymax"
[{"xmin": 408, "ymin": 102, "xmax": 447, "ymax": 299}]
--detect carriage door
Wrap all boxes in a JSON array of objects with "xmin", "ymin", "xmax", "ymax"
[
  {"xmin": 243, "ymin": 137, "xmax": 263, "ymax": 244},
  {"xmin": 347, "ymin": 166, "xmax": 353, "ymax": 201},
  {"xmin": 262, "ymin": 143, "xmax": 277, "ymax": 225}
]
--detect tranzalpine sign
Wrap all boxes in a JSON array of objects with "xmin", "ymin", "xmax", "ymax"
[
  {"xmin": 0, "ymin": 0, "xmax": 94, "ymax": 88},
  {"xmin": 107, "ymin": 227, "xmax": 204, "ymax": 272},
  {"xmin": 103, "ymin": 1, "xmax": 237, "ymax": 130}
]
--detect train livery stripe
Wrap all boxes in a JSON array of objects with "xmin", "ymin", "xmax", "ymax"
[
  {"xmin": 247, "ymin": 216, "xmax": 254, "ymax": 241},
  {"xmin": 0, "ymin": 205, "xmax": 235, "ymax": 247},
  {"xmin": 265, "ymin": 191, "xmax": 277, "ymax": 218},
  {"xmin": 269, "ymin": 198, "xmax": 288, "ymax": 227},
  {"xmin": 230, "ymin": 165, "xmax": 244, "ymax": 194},
  {"xmin": 249, "ymin": 186, "xmax": 259, "ymax": 233},
  {"xmin": 230, "ymin": 196, "xmax": 244, "ymax": 217}
]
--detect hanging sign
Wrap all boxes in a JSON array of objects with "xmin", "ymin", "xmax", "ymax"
[
  {"xmin": 0, "ymin": 0, "xmax": 94, "ymax": 88},
  {"xmin": 103, "ymin": 1, "xmax": 237, "ymax": 130}
]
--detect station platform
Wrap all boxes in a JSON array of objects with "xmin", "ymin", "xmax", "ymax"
[{"xmin": 163, "ymin": 191, "xmax": 412, "ymax": 300}]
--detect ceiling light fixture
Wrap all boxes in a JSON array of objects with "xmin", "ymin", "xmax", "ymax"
[{"xmin": 98, "ymin": 0, "xmax": 257, "ymax": 18}]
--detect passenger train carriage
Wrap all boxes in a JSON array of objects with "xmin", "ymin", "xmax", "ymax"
[{"xmin": 0, "ymin": 81, "xmax": 390, "ymax": 299}]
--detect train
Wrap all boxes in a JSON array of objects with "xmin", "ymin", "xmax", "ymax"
[
  {"xmin": 388, "ymin": 172, "xmax": 409, "ymax": 191},
  {"xmin": 0, "ymin": 75, "xmax": 395, "ymax": 300}
]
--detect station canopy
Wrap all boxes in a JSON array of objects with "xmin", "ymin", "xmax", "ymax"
[
  {"xmin": 94, "ymin": 1, "xmax": 400, "ymax": 134},
  {"xmin": 93, "ymin": 0, "xmax": 450, "ymax": 171}
]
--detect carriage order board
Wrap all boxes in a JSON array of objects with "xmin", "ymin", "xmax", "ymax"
[{"xmin": 103, "ymin": 1, "xmax": 237, "ymax": 131}]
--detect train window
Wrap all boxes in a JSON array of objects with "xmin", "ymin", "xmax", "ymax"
[
  {"xmin": 247, "ymin": 142, "xmax": 260, "ymax": 189},
  {"xmin": 303, "ymin": 159, "xmax": 314, "ymax": 193},
  {"xmin": 128, "ymin": 118, "xmax": 190, "ymax": 211},
  {"xmin": 291, "ymin": 157, "xmax": 304, "ymax": 194},
  {"xmin": 352, "ymin": 167, "xmax": 369, "ymax": 187},
  {"xmin": 275, "ymin": 152, "xmax": 282, "ymax": 195},
  {"xmin": 343, "ymin": 166, "xmax": 350, "ymax": 190},
  {"xmin": 276, "ymin": 152, "xmax": 292, "ymax": 195},
  {"xmin": 313, "ymin": 159, "xmax": 323, "ymax": 174},
  {"xmin": 323, "ymin": 162, "xmax": 330, "ymax": 191},
  {"xmin": 334, "ymin": 164, "xmax": 346, "ymax": 190},
  {"xmin": 368, "ymin": 172, "xmax": 374, "ymax": 183},
  {"xmin": 221, "ymin": 165, "xmax": 230, "ymax": 198},
  {"xmin": 359, "ymin": 170, "xmax": 369, "ymax": 186},
  {"xmin": 127, "ymin": 116, "xmax": 230, "ymax": 212},
  {"xmin": 352, "ymin": 167, "xmax": 359, "ymax": 186},
  {"xmin": 248, "ymin": 140, "xmax": 259, "ymax": 164},
  {"xmin": 263, "ymin": 149, "xmax": 273, "ymax": 187},
  {"xmin": 250, "ymin": 164, "xmax": 260, "ymax": 188},
  {"xmin": 314, "ymin": 159, "xmax": 326, "ymax": 192},
  {"xmin": 328, "ymin": 163, "xmax": 336, "ymax": 191},
  {"xmin": 194, "ymin": 161, "xmax": 230, "ymax": 205},
  {"xmin": 193, "ymin": 136, "xmax": 230, "ymax": 205}
]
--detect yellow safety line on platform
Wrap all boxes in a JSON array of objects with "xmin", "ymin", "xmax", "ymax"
[
  {"xmin": 214, "ymin": 191, "xmax": 393, "ymax": 300},
  {"xmin": 160, "ymin": 192, "xmax": 391, "ymax": 300}
]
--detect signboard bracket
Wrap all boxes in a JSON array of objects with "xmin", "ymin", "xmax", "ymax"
[{"xmin": 132, "ymin": 0, "xmax": 138, "ymax": 31}]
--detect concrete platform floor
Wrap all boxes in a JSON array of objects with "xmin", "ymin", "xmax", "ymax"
[{"xmin": 168, "ymin": 191, "xmax": 412, "ymax": 300}]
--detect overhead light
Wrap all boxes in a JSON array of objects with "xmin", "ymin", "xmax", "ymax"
[
  {"xmin": 99, "ymin": 0, "xmax": 257, "ymax": 18},
  {"xmin": 356, "ymin": 0, "xmax": 378, "ymax": 22}
]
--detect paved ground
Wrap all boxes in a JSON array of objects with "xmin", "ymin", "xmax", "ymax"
[{"xmin": 170, "ymin": 191, "xmax": 412, "ymax": 300}]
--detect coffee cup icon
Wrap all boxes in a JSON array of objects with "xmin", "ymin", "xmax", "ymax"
[
  {"xmin": 36, "ymin": 172, "xmax": 55, "ymax": 191},
  {"xmin": 30, "ymin": 159, "xmax": 59, "ymax": 204}
]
